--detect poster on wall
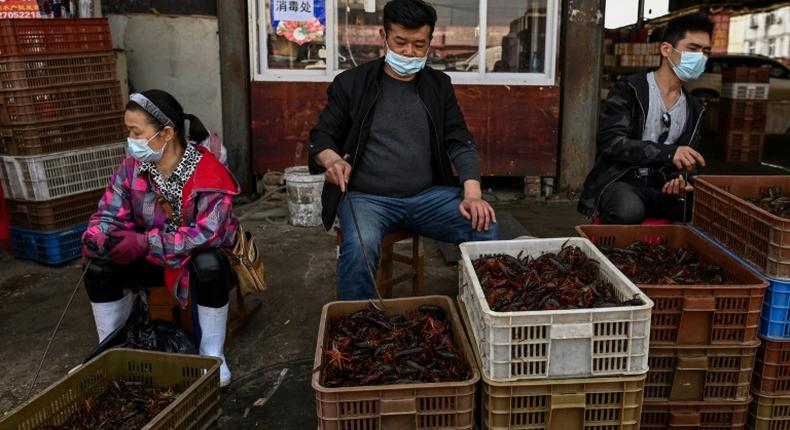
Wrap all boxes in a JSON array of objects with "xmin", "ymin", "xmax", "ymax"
[
  {"xmin": 271, "ymin": 0, "xmax": 326, "ymax": 45},
  {"xmin": 0, "ymin": 0, "xmax": 40, "ymax": 18}
]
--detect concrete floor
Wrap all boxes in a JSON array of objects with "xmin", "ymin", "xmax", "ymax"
[{"xmin": 0, "ymin": 196, "xmax": 585, "ymax": 428}]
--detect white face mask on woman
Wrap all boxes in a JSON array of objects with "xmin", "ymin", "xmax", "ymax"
[{"xmin": 127, "ymin": 130, "xmax": 166, "ymax": 163}]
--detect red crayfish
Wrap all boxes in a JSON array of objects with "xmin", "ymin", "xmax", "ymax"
[
  {"xmin": 473, "ymin": 243, "xmax": 643, "ymax": 312},
  {"xmin": 602, "ymin": 241, "xmax": 729, "ymax": 285},
  {"xmin": 321, "ymin": 305, "xmax": 471, "ymax": 388}
]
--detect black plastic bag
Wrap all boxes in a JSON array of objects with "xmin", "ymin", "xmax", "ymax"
[{"xmin": 85, "ymin": 290, "xmax": 197, "ymax": 362}]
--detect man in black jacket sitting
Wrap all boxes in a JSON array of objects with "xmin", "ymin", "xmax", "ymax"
[
  {"xmin": 578, "ymin": 14, "xmax": 713, "ymax": 224},
  {"xmin": 309, "ymin": 0, "xmax": 498, "ymax": 300}
]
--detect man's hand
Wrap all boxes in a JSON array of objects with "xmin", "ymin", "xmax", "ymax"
[
  {"xmin": 459, "ymin": 180, "xmax": 496, "ymax": 231},
  {"xmin": 316, "ymin": 149, "xmax": 352, "ymax": 192},
  {"xmin": 672, "ymin": 146, "xmax": 706, "ymax": 171},
  {"xmin": 663, "ymin": 176, "xmax": 694, "ymax": 197}
]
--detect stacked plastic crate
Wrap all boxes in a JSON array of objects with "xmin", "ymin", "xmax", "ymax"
[
  {"xmin": 0, "ymin": 18, "xmax": 127, "ymax": 264},
  {"xmin": 458, "ymin": 238, "xmax": 653, "ymax": 430},
  {"xmin": 691, "ymin": 175, "xmax": 790, "ymax": 430},
  {"xmin": 576, "ymin": 225, "xmax": 769, "ymax": 430},
  {"xmin": 719, "ymin": 67, "xmax": 771, "ymax": 164}
]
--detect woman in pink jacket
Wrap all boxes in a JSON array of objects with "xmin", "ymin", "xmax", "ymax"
[{"xmin": 82, "ymin": 90, "xmax": 239, "ymax": 386}]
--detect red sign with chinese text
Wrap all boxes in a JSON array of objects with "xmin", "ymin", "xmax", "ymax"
[{"xmin": 0, "ymin": 0, "xmax": 39, "ymax": 19}]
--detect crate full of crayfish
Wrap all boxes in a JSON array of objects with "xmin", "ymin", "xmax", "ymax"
[
  {"xmin": 0, "ymin": 349, "xmax": 221, "ymax": 430},
  {"xmin": 459, "ymin": 237, "xmax": 653, "ymax": 382},
  {"xmin": 576, "ymin": 224, "xmax": 768, "ymax": 345},
  {"xmin": 312, "ymin": 296, "xmax": 480, "ymax": 430},
  {"xmin": 692, "ymin": 175, "xmax": 790, "ymax": 280}
]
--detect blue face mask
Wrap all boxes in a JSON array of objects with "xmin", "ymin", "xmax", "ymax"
[
  {"xmin": 127, "ymin": 130, "xmax": 166, "ymax": 163},
  {"xmin": 385, "ymin": 42, "xmax": 427, "ymax": 76},
  {"xmin": 669, "ymin": 49, "xmax": 707, "ymax": 82}
]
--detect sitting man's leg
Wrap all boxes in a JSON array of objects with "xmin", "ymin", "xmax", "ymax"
[
  {"xmin": 405, "ymin": 186, "xmax": 499, "ymax": 244},
  {"xmin": 598, "ymin": 181, "xmax": 647, "ymax": 224},
  {"xmin": 642, "ymin": 187, "xmax": 692, "ymax": 222},
  {"xmin": 336, "ymin": 192, "xmax": 404, "ymax": 300}
]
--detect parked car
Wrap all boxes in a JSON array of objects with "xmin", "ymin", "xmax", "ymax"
[{"xmin": 686, "ymin": 54, "xmax": 790, "ymax": 103}]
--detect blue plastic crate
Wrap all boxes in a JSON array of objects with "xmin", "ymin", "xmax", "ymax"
[
  {"xmin": 10, "ymin": 223, "xmax": 86, "ymax": 265},
  {"xmin": 761, "ymin": 280, "xmax": 790, "ymax": 340},
  {"xmin": 692, "ymin": 226, "xmax": 790, "ymax": 340}
]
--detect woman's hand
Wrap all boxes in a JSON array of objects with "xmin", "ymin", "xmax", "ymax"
[
  {"xmin": 83, "ymin": 231, "xmax": 115, "ymax": 260},
  {"xmin": 109, "ymin": 230, "xmax": 149, "ymax": 265}
]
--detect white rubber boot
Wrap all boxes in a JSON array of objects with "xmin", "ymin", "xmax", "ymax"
[
  {"xmin": 197, "ymin": 304, "xmax": 231, "ymax": 387},
  {"xmin": 90, "ymin": 290, "xmax": 133, "ymax": 343}
]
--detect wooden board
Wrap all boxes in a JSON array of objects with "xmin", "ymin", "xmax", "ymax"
[{"xmin": 251, "ymin": 81, "xmax": 560, "ymax": 177}]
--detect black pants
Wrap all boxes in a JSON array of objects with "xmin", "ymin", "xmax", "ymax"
[
  {"xmin": 84, "ymin": 248, "xmax": 231, "ymax": 308},
  {"xmin": 599, "ymin": 175, "xmax": 692, "ymax": 224}
]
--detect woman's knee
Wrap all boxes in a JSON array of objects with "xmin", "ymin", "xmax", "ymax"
[
  {"xmin": 190, "ymin": 249, "xmax": 230, "ymax": 307},
  {"xmin": 84, "ymin": 260, "xmax": 124, "ymax": 303}
]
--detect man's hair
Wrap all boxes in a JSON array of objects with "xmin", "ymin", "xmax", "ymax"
[
  {"xmin": 383, "ymin": 0, "xmax": 437, "ymax": 37},
  {"xmin": 661, "ymin": 13, "xmax": 714, "ymax": 46}
]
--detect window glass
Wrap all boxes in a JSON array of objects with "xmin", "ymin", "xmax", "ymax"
[
  {"xmin": 265, "ymin": 0, "xmax": 328, "ymax": 70},
  {"xmin": 336, "ymin": 0, "xmax": 480, "ymax": 72},
  {"xmin": 487, "ymin": 0, "xmax": 548, "ymax": 73}
]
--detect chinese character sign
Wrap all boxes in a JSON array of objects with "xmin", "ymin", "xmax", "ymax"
[
  {"xmin": 271, "ymin": 0, "xmax": 325, "ymax": 46},
  {"xmin": 272, "ymin": 0, "xmax": 319, "ymax": 23}
]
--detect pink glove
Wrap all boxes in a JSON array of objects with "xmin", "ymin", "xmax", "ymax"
[
  {"xmin": 108, "ymin": 230, "xmax": 149, "ymax": 265},
  {"xmin": 82, "ymin": 231, "xmax": 114, "ymax": 260}
]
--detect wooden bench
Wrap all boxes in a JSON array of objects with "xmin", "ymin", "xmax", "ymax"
[{"xmin": 336, "ymin": 228, "xmax": 424, "ymax": 297}]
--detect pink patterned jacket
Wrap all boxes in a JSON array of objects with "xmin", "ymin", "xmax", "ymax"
[{"xmin": 83, "ymin": 143, "xmax": 240, "ymax": 305}]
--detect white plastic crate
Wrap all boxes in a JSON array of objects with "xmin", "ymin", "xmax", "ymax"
[
  {"xmin": 0, "ymin": 141, "xmax": 124, "ymax": 201},
  {"xmin": 459, "ymin": 238, "xmax": 653, "ymax": 382},
  {"xmin": 721, "ymin": 83, "xmax": 770, "ymax": 100}
]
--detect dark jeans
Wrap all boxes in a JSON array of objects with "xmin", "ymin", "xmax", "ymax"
[
  {"xmin": 337, "ymin": 186, "xmax": 499, "ymax": 300},
  {"xmin": 599, "ymin": 175, "xmax": 692, "ymax": 224},
  {"xmin": 84, "ymin": 248, "xmax": 231, "ymax": 308}
]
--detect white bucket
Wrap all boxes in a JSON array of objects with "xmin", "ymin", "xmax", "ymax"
[{"xmin": 283, "ymin": 166, "xmax": 324, "ymax": 227}]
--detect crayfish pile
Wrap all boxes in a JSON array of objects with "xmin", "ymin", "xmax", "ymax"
[
  {"xmin": 321, "ymin": 305, "xmax": 471, "ymax": 387},
  {"xmin": 37, "ymin": 380, "xmax": 182, "ymax": 430},
  {"xmin": 602, "ymin": 241, "xmax": 729, "ymax": 285},
  {"xmin": 473, "ymin": 244, "xmax": 643, "ymax": 312},
  {"xmin": 749, "ymin": 187, "xmax": 790, "ymax": 218}
]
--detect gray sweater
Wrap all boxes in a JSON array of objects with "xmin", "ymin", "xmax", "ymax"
[{"xmin": 351, "ymin": 74, "xmax": 480, "ymax": 197}]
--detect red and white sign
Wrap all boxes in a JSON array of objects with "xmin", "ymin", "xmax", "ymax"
[{"xmin": 0, "ymin": 0, "xmax": 39, "ymax": 18}]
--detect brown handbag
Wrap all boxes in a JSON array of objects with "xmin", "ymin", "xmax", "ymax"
[{"xmin": 226, "ymin": 226, "xmax": 267, "ymax": 295}]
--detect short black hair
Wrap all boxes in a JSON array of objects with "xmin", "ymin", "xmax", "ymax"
[
  {"xmin": 383, "ymin": 0, "xmax": 437, "ymax": 37},
  {"xmin": 661, "ymin": 13, "xmax": 714, "ymax": 46}
]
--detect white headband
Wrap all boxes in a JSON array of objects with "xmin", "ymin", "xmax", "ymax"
[{"xmin": 129, "ymin": 93, "xmax": 175, "ymax": 127}]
